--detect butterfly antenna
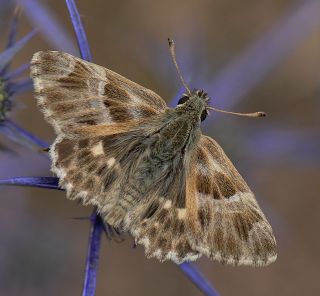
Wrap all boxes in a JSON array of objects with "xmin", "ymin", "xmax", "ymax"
[
  {"xmin": 168, "ymin": 38, "xmax": 191, "ymax": 95},
  {"xmin": 207, "ymin": 107, "xmax": 266, "ymax": 118}
]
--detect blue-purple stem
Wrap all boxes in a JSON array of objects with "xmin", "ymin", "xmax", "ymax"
[
  {"xmin": 65, "ymin": 1, "xmax": 96, "ymax": 295},
  {"xmin": 18, "ymin": 0, "xmax": 78, "ymax": 55},
  {"xmin": 3, "ymin": 63, "xmax": 30, "ymax": 80},
  {"xmin": 82, "ymin": 212, "xmax": 104, "ymax": 296},
  {"xmin": 179, "ymin": 263, "xmax": 220, "ymax": 296},
  {"xmin": 4, "ymin": 119, "xmax": 49, "ymax": 148},
  {"xmin": 1, "ymin": 5, "xmax": 20, "ymax": 75},
  {"xmin": 0, "ymin": 30, "xmax": 36, "ymax": 74},
  {"xmin": 0, "ymin": 176, "xmax": 59, "ymax": 189},
  {"xmin": 5, "ymin": 5, "xmax": 20, "ymax": 50},
  {"xmin": 7, "ymin": 78, "xmax": 33, "ymax": 95},
  {"xmin": 66, "ymin": 0, "xmax": 93, "ymax": 62}
]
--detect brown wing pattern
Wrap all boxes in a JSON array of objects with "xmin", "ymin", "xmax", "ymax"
[
  {"xmin": 186, "ymin": 135, "xmax": 276, "ymax": 266},
  {"xmin": 51, "ymin": 129, "xmax": 149, "ymax": 224},
  {"xmin": 31, "ymin": 51, "xmax": 276, "ymax": 265},
  {"xmin": 30, "ymin": 51, "xmax": 167, "ymax": 138},
  {"xmin": 125, "ymin": 159, "xmax": 201, "ymax": 264},
  {"xmin": 51, "ymin": 129, "xmax": 200, "ymax": 264}
]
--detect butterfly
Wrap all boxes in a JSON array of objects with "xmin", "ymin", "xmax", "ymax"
[{"xmin": 30, "ymin": 39, "xmax": 276, "ymax": 266}]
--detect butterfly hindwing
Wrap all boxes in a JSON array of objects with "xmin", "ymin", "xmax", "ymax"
[
  {"xmin": 51, "ymin": 127, "xmax": 150, "ymax": 222},
  {"xmin": 124, "ymin": 151, "xmax": 201, "ymax": 263},
  {"xmin": 31, "ymin": 51, "xmax": 167, "ymax": 138},
  {"xmin": 186, "ymin": 135, "xmax": 277, "ymax": 266}
]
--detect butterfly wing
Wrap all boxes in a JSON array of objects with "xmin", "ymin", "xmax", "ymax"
[
  {"xmin": 31, "ymin": 51, "xmax": 275, "ymax": 265},
  {"xmin": 186, "ymin": 135, "xmax": 277, "ymax": 266},
  {"xmin": 31, "ymin": 51, "xmax": 167, "ymax": 138},
  {"xmin": 50, "ymin": 123, "xmax": 200, "ymax": 265},
  {"xmin": 50, "ymin": 129, "xmax": 151, "ymax": 217},
  {"xmin": 125, "ymin": 149, "xmax": 201, "ymax": 263},
  {"xmin": 30, "ymin": 51, "xmax": 170, "ymax": 234}
]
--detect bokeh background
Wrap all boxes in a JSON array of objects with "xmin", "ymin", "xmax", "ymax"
[{"xmin": 0, "ymin": 0, "xmax": 320, "ymax": 295}]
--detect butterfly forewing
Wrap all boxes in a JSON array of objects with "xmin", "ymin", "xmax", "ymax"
[{"xmin": 31, "ymin": 51, "xmax": 167, "ymax": 138}]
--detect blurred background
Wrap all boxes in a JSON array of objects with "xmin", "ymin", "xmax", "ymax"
[{"xmin": 0, "ymin": 0, "xmax": 319, "ymax": 295}]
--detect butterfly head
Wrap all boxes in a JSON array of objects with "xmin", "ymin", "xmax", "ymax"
[{"xmin": 176, "ymin": 89, "xmax": 210, "ymax": 122}]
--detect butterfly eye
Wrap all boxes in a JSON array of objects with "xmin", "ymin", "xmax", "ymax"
[
  {"xmin": 177, "ymin": 96, "xmax": 189, "ymax": 105},
  {"xmin": 200, "ymin": 109, "xmax": 208, "ymax": 121}
]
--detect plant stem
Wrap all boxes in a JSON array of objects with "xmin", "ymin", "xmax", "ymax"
[
  {"xmin": 82, "ymin": 212, "xmax": 104, "ymax": 296},
  {"xmin": 179, "ymin": 262, "xmax": 220, "ymax": 296}
]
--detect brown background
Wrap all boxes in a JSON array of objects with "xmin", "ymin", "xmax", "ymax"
[{"xmin": 0, "ymin": 0, "xmax": 320, "ymax": 295}]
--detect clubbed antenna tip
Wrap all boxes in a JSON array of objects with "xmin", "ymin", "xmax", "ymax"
[{"xmin": 207, "ymin": 107, "xmax": 267, "ymax": 118}]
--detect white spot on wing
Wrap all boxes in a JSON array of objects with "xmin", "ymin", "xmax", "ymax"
[
  {"xmin": 163, "ymin": 200, "xmax": 172, "ymax": 209},
  {"xmin": 127, "ymin": 91, "xmax": 142, "ymax": 104},
  {"xmin": 33, "ymin": 77, "xmax": 43, "ymax": 92},
  {"xmin": 106, "ymin": 157, "xmax": 116, "ymax": 168},
  {"xmin": 227, "ymin": 192, "xmax": 252, "ymax": 203},
  {"xmin": 98, "ymin": 81, "xmax": 106, "ymax": 96},
  {"xmin": 91, "ymin": 141, "xmax": 104, "ymax": 156},
  {"xmin": 177, "ymin": 208, "xmax": 186, "ymax": 219},
  {"xmin": 65, "ymin": 58, "xmax": 76, "ymax": 76},
  {"xmin": 92, "ymin": 64, "xmax": 109, "ymax": 81},
  {"xmin": 228, "ymin": 193, "xmax": 241, "ymax": 202},
  {"xmin": 198, "ymin": 160, "xmax": 223, "ymax": 174}
]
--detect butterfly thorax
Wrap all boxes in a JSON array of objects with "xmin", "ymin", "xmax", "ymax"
[
  {"xmin": 151, "ymin": 89, "xmax": 210, "ymax": 158},
  {"xmin": 152, "ymin": 117, "xmax": 194, "ymax": 160}
]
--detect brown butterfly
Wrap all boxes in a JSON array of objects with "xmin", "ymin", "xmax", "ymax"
[{"xmin": 30, "ymin": 39, "xmax": 276, "ymax": 266}]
